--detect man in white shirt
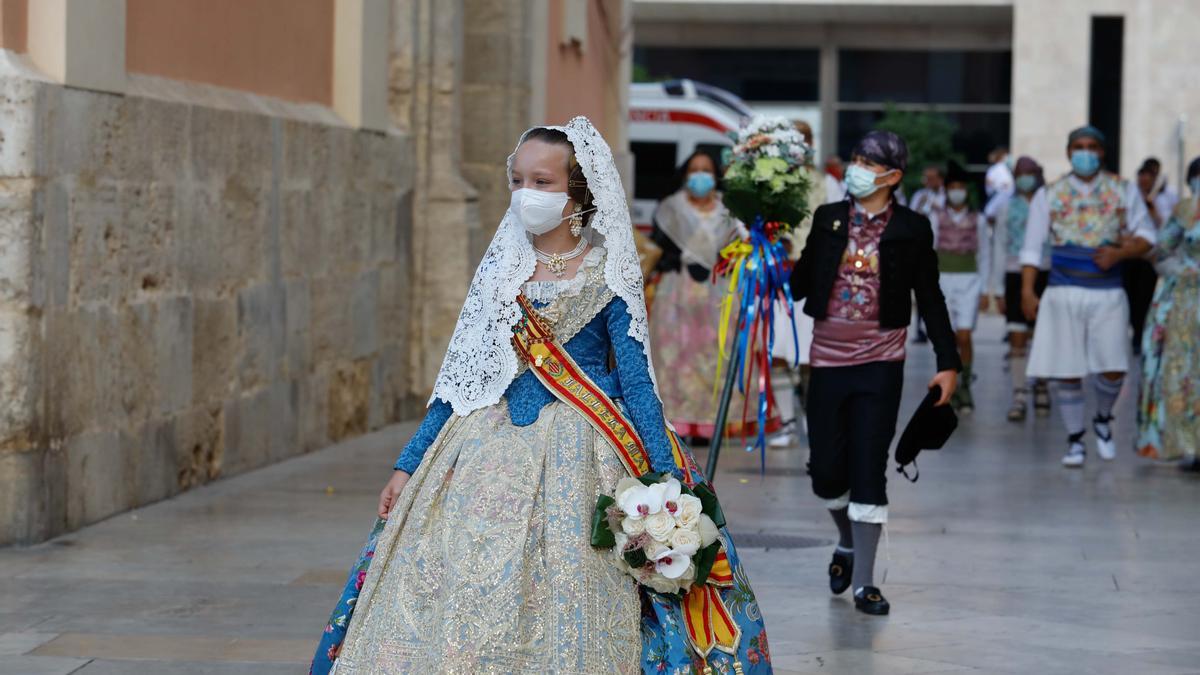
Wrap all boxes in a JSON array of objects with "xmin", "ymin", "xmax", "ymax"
[
  {"xmin": 1021, "ymin": 126, "xmax": 1155, "ymax": 468},
  {"xmin": 984, "ymin": 147, "xmax": 1014, "ymax": 223},
  {"xmin": 908, "ymin": 164, "xmax": 946, "ymax": 218}
]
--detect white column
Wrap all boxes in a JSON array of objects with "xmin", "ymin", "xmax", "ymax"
[
  {"xmin": 334, "ymin": 0, "xmax": 391, "ymax": 131},
  {"xmin": 27, "ymin": 0, "xmax": 126, "ymax": 94}
]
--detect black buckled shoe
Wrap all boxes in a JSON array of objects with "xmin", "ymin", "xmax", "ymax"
[
  {"xmin": 854, "ymin": 586, "xmax": 890, "ymax": 615},
  {"xmin": 828, "ymin": 550, "xmax": 853, "ymax": 595}
]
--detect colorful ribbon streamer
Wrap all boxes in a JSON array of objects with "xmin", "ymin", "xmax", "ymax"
[{"xmin": 714, "ymin": 217, "xmax": 800, "ymax": 468}]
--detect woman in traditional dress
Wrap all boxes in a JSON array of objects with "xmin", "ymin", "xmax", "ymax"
[
  {"xmin": 1137, "ymin": 156, "xmax": 1200, "ymax": 471},
  {"xmin": 648, "ymin": 151, "xmax": 737, "ymax": 441},
  {"xmin": 311, "ymin": 117, "xmax": 771, "ymax": 674}
]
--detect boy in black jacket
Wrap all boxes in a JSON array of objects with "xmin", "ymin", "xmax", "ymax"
[{"xmin": 790, "ymin": 130, "xmax": 961, "ymax": 615}]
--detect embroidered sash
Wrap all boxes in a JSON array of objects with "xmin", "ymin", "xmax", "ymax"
[{"xmin": 511, "ymin": 293, "xmax": 740, "ymax": 661}]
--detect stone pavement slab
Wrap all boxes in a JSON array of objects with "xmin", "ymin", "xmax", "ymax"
[{"xmin": 0, "ymin": 315, "xmax": 1197, "ymax": 674}]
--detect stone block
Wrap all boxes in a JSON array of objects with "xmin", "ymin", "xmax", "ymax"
[
  {"xmin": 328, "ymin": 359, "xmax": 371, "ymax": 442},
  {"xmin": 462, "ymin": 32, "xmax": 517, "ymax": 88},
  {"xmin": 350, "ymin": 270, "xmax": 380, "ymax": 359},
  {"xmin": 44, "ymin": 87, "xmax": 126, "ymax": 180},
  {"xmin": 114, "ymin": 303, "xmax": 159, "ymax": 426},
  {"xmin": 222, "ymin": 388, "xmax": 272, "ymax": 476},
  {"xmin": 298, "ymin": 368, "xmax": 330, "ymax": 453},
  {"xmin": 0, "ymin": 308, "xmax": 38, "ymax": 447},
  {"xmin": 191, "ymin": 297, "xmax": 238, "ymax": 407},
  {"xmin": 189, "ymin": 107, "xmax": 271, "ymax": 184},
  {"xmin": 375, "ymin": 262, "xmax": 406, "ymax": 349},
  {"xmin": 154, "ymin": 295, "xmax": 194, "ymax": 416},
  {"xmin": 283, "ymin": 278, "xmax": 311, "ymax": 379},
  {"xmin": 118, "ymin": 96, "xmax": 190, "ymax": 184},
  {"xmin": 278, "ymin": 118, "xmax": 329, "ymax": 186},
  {"xmin": 0, "ymin": 179, "xmax": 36, "ymax": 306},
  {"xmin": 64, "ymin": 430, "xmax": 131, "ymax": 531},
  {"xmin": 235, "ymin": 282, "xmax": 285, "ymax": 392},
  {"xmin": 129, "ymin": 417, "xmax": 178, "ymax": 506},
  {"xmin": 309, "ymin": 275, "xmax": 354, "ymax": 364},
  {"xmin": 174, "ymin": 404, "xmax": 225, "ymax": 489},
  {"xmin": 65, "ymin": 181, "xmax": 123, "ymax": 306},
  {"xmin": 40, "ymin": 178, "xmax": 70, "ymax": 309},
  {"xmin": 176, "ymin": 183, "xmax": 266, "ymax": 294},
  {"xmin": 42, "ymin": 305, "xmax": 123, "ymax": 438},
  {"xmin": 278, "ymin": 188, "xmax": 321, "ymax": 279},
  {"xmin": 0, "ymin": 449, "xmax": 43, "ymax": 545},
  {"xmin": 0, "ymin": 76, "xmax": 39, "ymax": 178},
  {"xmin": 266, "ymin": 380, "xmax": 299, "ymax": 464},
  {"xmin": 121, "ymin": 182, "xmax": 179, "ymax": 298}
]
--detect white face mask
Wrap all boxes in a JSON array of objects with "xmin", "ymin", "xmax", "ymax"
[
  {"xmin": 511, "ymin": 188, "xmax": 569, "ymax": 235},
  {"xmin": 947, "ymin": 188, "xmax": 968, "ymax": 206}
]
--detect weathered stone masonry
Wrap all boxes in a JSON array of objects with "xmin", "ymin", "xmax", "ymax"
[{"xmin": 0, "ymin": 74, "xmax": 415, "ymax": 545}]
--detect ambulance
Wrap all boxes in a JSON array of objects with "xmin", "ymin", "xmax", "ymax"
[{"xmin": 629, "ymin": 79, "xmax": 753, "ymax": 230}]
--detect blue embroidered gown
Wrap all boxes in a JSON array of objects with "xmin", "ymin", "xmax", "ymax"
[{"xmin": 312, "ymin": 249, "xmax": 771, "ymax": 674}]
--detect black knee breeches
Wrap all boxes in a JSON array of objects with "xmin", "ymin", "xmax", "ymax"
[{"xmin": 806, "ymin": 361, "xmax": 905, "ymax": 506}]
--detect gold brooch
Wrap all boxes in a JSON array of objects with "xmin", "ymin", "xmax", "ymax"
[{"xmin": 833, "ymin": 219, "xmax": 842, "ymax": 231}]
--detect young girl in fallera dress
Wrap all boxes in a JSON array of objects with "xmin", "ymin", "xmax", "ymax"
[{"xmin": 311, "ymin": 117, "xmax": 772, "ymax": 674}]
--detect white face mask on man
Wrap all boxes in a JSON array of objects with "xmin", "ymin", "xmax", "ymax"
[{"xmin": 511, "ymin": 188, "xmax": 570, "ymax": 235}]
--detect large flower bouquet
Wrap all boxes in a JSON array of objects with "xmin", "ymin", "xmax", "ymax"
[
  {"xmin": 721, "ymin": 115, "xmax": 812, "ymax": 230},
  {"xmin": 710, "ymin": 116, "xmax": 814, "ymax": 469},
  {"xmin": 591, "ymin": 473, "xmax": 726, "ymax": 595}
]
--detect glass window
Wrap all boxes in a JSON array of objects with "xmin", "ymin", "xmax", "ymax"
[
  {"xmin": 839, "ymin": 50, "xmax": 1011, "ymax": 105},
  {"xmin": 634, "ymin": 47, "xmax": 820, "ymax": 102},
  {"xmin": 632, "ymin": 141, "xmax": 679, "ymax": 202}
]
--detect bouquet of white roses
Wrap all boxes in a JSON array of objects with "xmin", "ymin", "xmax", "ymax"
[
  {"xmin": 721, "ymin": 115, "xmax": 812, "ymax": 231},
  {"xmin": 591, "ymin": 473, "xmax": 726, "ymax": 596}
]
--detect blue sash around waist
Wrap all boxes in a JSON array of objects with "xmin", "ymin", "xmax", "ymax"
[{"xmin": 1048, "ymin": 245, "xmax": 1123, "ymax": 288}]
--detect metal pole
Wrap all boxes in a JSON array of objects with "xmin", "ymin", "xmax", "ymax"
[{"xmin": 705, "ymin": 305, "xmax": 745, "ymax": 480}]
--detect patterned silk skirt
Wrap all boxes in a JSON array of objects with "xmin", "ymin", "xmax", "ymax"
[{"xmin": 324, "ymin": 400, "xmax": 642, "ymax": 674}]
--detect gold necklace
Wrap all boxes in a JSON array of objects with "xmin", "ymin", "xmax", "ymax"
[{"xmin": 533, "ymin": 238, "xmax": 588, "ymax": 278}]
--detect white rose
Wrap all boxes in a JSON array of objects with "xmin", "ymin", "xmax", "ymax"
[
  {"xmin": 674, "ymin": 494, "xmax": 703, "ymax": 528},
  {"xmin": 643, "ymin": 538, "xmax": 667, "ymax": 559},
  {"xmin": 621, "ymin": 517, "xmax": 646, "ymax": 535},
  {"xmin": 669, "ymin": 527, "xmax": 702, "ymax": 556},
  {"xmin": 697, "ymin": 514, "xmax": 720, "ymax": 547},
  {"xmin": 644, "ymin": 511, "xmax": 676, "ymax": 542}
]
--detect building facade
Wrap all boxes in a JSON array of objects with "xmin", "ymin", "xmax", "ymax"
[
  {"xmin": 634, "ymin": 0, "xmax": 1200, "ymax": 184},
  {"xmin": 0, "ymin": 0, "xmax": 632, "ymax": 546}
]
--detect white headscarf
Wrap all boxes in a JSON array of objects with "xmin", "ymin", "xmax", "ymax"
[{"xmin": 430, "ymin": 116, "xmax": 657, "ymax": 416}]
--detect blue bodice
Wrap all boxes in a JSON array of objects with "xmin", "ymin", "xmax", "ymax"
[{"xmin": 393, "ymin": 295, "xmax": 678, "ymax": 477}]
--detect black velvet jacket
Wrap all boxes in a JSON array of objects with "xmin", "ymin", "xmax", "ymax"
[{"xmin": 790, "ymin": 200, "xmax": 963, "ymax": 373}]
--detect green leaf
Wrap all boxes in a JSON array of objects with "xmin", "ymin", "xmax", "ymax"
[
  {"xmin": 637, "ymin": 472, "xmax": 666, "ymax": 487},
  {"xmin": 591, "ymin": 495, "xmax": 616, "ymax": 548},
  {"xmin": 693, "ymin": 484, "xmax": 726, "ymax": 529},
  {"xmin": 693, "ymin": 541, "xmax": 722, "ymax": 587},
  {"xmin": 623, "ymin": 547, "xmax": 648, "ymax": 569}
]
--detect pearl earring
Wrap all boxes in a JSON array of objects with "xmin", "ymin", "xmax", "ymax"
[{"xmin": 569, "ymin": 203, "xmax": 584, "ymax": 237}]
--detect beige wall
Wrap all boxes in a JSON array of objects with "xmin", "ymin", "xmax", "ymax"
[
  {"xmin": 126, "ymin": 0, "xmax": 334, "ymax": 105},
  {"xmin": 0, "ymin": 0, "xmax": 26, "ymax": 52},
  {"xmin": 983, "ymin": 0, "xmax": 1200, "ymax": 180},
  {"xmin": 544, "ymin": 0, "xmax": 628, "ymax": 140}
]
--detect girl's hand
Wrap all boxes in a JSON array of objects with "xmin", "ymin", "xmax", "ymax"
[
  {"xmin": 928, "ymin": 370, "xmax": 958, "ymax": 407},
  {"xmin": 378, "ymin": 471, "xmax": 411, "ymax": 518}
]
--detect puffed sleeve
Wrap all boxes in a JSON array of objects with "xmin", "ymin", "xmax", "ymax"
[
  {"xmin": 392, "ymin": 398, "xmax": 453, "ymax": 473},
  {"xmin": 605, "ymin": 297, "xmax": 683, "ymax": 478}
]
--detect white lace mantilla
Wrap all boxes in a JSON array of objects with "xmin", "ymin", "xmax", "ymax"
[{"xmin": 430, "ymin": 117, "xmax": 659, "ymax": 415}]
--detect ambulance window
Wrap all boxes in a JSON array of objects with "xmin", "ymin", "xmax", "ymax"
[
  {"xmin": 632, "ymin": 141, "xmax": 678, "ymax": 202},
  {"xmin": 695, "ymin": 144, "xmax": 729, "ymax": 170}
]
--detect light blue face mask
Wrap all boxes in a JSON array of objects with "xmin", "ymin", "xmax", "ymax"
[
  {"xmin": 1190, "ymin": 176, "xmax": 1200, "ymax": 197},
  {"xmin": 1015, "ymin": 174, "xmax": 1037, "ymax": 194},
  {"xmin": 846, "ymin": 163, "xmax": 893, "ymax": 199},
  {"xmin": 686, "ymin": 171, "xmax": 716, "ymax": 198},
  {"xmin": 1071, "ymin": 150, "xmax": 1101, "ymax": 178}
]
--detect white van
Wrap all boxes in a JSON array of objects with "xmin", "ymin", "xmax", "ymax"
[{"xmin": 629, "ymin": 80, "xmax": 752, "ymax": 230}]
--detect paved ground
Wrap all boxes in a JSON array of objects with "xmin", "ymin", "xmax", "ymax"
[{"xmin": 2, "ymin": 315, "xmax": 1198, "ymax": 674}]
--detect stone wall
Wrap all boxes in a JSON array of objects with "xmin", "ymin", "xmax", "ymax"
[{"xmin": 0, "ymin": 71, "xmax": 414, "ymax": 545}]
